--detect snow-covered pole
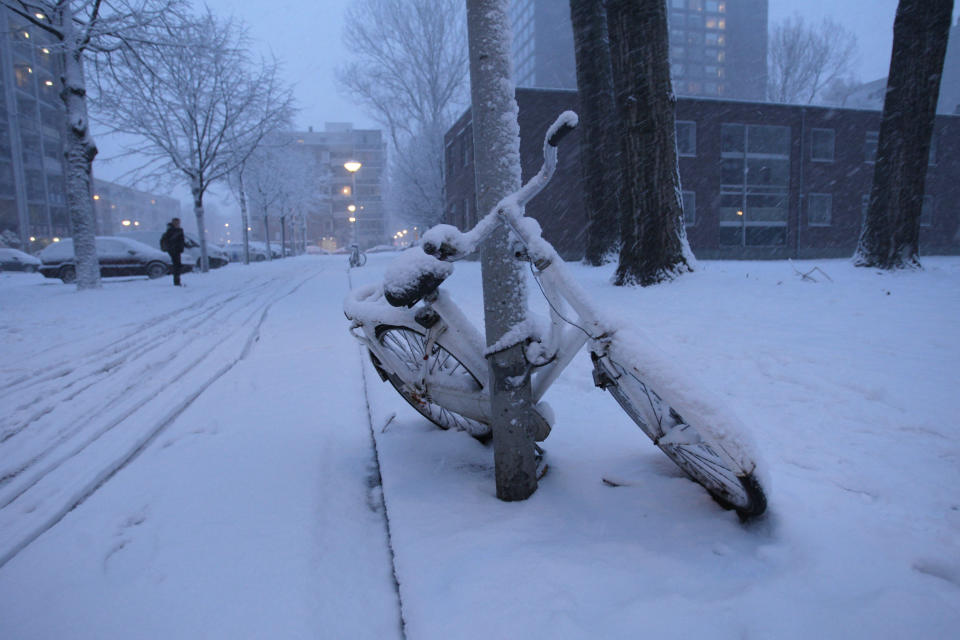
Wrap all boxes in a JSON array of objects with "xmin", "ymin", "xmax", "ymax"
[{"xmin": 465, "ymin": 0, "xmax": 539, "ymax": 501}]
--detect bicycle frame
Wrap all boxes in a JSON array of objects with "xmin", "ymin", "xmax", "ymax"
[{"xmin": 346, "ymin": 110, "xmax": 616, "ymax": 422}]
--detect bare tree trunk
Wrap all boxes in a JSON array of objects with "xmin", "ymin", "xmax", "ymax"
[
  {"xmin": 237, "ymin": 172, "xmax": 251, "ymax": 265},
  {"xmin": 854, "ymin": 0, "xmax": 953, "ymax": 270},
  {"xmin": 280, "ymin": 215, "xmax": 287, "ymax": 259},
  {"xmin": 465, "ymin": 0, "xmax": 538, "ymax": 501},
  {"xmin": 569, "ymin": 0, "xmax": 620, "ymax": 265},
  {"xmin": 263, "ymin": 213, "xmax": 272, "ymax": 260},
  {"xmin": 607, "ymin": 0, "xmax": 694, "ymax": 286},
  {"xmin": 191, "ymin": 179, "xmax": 209, "ymax": 272},
  {"xmin": 60, "ymin": 6, "xmax": 100, "ymax": 290}
]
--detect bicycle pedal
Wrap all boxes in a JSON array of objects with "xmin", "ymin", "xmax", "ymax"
[{"xmin": 592, "ymin": 367, "xmax": 614, "ymax": 389}]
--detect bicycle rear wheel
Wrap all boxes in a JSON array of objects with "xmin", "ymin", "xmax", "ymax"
[
  {"xmin": 592, "ymin": 353, "xmax": 766, "ymax": 519},
  {"xmin": 372, "ymin": 325, "xmax": 491, "ymax": 441}
]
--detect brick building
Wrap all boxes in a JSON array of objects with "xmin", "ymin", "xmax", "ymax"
[{"xmin": 444, "ymin": 89, "xmax": 960, "ymax": 260}]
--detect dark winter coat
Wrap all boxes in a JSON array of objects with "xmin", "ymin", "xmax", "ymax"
[{"xmin": 160, "ymin": 225, "xmax": 185, "ymax": 255}]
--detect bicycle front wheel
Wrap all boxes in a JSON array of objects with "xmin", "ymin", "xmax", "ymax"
[
  {"xmin": 592, "ymin": 352, "xmax": 766, "ymax": 519},
  {"xmin": 372, "ymin": 325, "xmax": 491, "ymax": 441}
]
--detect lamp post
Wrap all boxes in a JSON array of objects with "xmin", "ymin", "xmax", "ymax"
[{"xmin": 344, "ymin": 161, "xmax": 361, "ymax": 247}]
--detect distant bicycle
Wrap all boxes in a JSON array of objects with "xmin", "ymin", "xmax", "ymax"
[
  {"xmin": 349, "ymin": 244, "xmax": 367, "ymax": 268},
  {"xmin": 345, "ymin": 112, "xmax": 767, "ymax": 519}
]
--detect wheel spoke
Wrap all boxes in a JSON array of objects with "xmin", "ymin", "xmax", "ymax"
[
  {"xmin": 376, "ymin": 327, "xmax": 489, "ymax": 439},
  {"xmin": 599, "ymin": 355, "xmax": 763, "ymax": 515}
]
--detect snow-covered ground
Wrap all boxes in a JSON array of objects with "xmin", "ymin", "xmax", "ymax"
[{"xmin": 1, "ymin": 253, "xmax": 958, "ymax": 639}]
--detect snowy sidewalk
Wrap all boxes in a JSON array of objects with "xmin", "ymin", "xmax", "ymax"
[{"xmin": 0, "ymin": 259, "xmax": 402, "ymax": 639}]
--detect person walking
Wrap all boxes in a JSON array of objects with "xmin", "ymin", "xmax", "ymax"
[{"xmin": 160, "ymin": 218, "xmax": 186, "ymax": 286}]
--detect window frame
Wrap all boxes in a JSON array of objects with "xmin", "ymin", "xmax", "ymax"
[
  {"xmin": 810, "ymin": 128, "xmax": 835, "ymax": 163},
  {"xmin": 682, "ymin": 190, "xmax": 696, "ymax": 226},
  {"xmin": 675, "ymin": 120, "xmax": 697, "ymax": 157},
  {"xmin": 807, "ymin": 193, "xmax": 832, "ymax": 227}
]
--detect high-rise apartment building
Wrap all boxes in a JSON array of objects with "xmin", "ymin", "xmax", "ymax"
[
  {"xmin": 0, "ymin": 8, "xmax": 69, "ymax": 250},
  {"xmin": 279, "ymin": 123, "xmax": 387, "ymax": 250},
  {"xmin": 508, "ymin": 0, "xmax": 768, "ymax": 101}
]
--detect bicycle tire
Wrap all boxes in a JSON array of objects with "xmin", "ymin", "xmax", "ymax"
[
  {"xmin": 358, "ymin": 252, "xmax": 367, "ymax": 266},
  {"xmin": 592, "ymin": 353, "xmax": 766, "ymax": 519},
  {"xmin": 372, "ymin": 325, "xmax": 491, "ymax": 441}
]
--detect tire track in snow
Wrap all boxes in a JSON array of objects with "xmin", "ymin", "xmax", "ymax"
[
  {"xmin": 0, "ymin": 282, "xmax": 274, "ymax": 490},
  {"xmin": 0, "ymin": 280, "xmax": 273, "ymax": 463},
  {"xmin": 0, "ymin": 278, "xmax": 275, "ymax": 403},
  {"xmin": 0, "ymin": 267, "xmax": 324, "ymax": 570}
]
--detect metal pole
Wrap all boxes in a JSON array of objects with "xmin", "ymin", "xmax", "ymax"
[{"xmin": 466, "ymin": 0, "xmax": 539, "ymax": 501}]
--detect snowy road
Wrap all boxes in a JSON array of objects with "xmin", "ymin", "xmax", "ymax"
[{"xmin": 0, "ymin": 259, "xmax": 402, "ymax": 638}]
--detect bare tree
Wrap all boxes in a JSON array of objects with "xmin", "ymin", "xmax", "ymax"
[
  {"xmin": 1, "ymin": 0, "xmax": 181, "ymax": 289},
  {"xmin": 241, "ymin": 141, "xmax": 322, "ymax": 259},
  {"xmin": 854, "ymin": 0, "xmax": 954, "ymax": 270},
  {"xmin": 606, "ymin": 0, "xmax": 694, "ymax": 286},
  {"xmin": 768, "ymin": 14, "xmax": 859, "ymax": 105},
  {"xmin": 93, "ymin": 9, "xmax": 294, "ymax": 271},
  {"xmin": 569, "ymin": 0, "xmax": 620, "ymax": 265},
  {"xmin": 337, "ymin": 0, "xmax": 468, "ymax": 228}
]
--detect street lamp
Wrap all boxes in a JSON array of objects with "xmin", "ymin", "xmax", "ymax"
[{"xmin": 344, "ymin": 161, "xmax": 361, "ymax": 246}]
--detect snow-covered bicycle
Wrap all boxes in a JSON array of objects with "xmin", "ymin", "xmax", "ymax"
[
  {"xmin": 345, "ymin": 112, "xmax": 767, "ymax": 519},
  {"xmin": 348, "ymin": 244, "xmax": 367, "ymax": 268}
]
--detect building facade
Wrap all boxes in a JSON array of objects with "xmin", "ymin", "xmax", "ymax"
[
  {"xmin": 0, "ymin": 8, "xmax": 69, "ymax": 251},
  {"xmin": 508, "ymin": 0, "xmax": 767, "ymax": 101},
  {"xmin": 279, "ymin": 123, "xmax": 387, "ymax": 250},
  {"xmin": 91, "ymin": 179, "xmax": 180, "ymax": 236},
  {"xmin": 444, "ymin": 89, "xmax": 960, "ymax": 260}
]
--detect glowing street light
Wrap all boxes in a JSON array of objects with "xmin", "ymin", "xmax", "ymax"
[
  {"xmin": 343, "ymin": 161, "xmax": 362, "ymax": 173},
  {"xmin": 347, "ymin": 204, "xmax": 356, "ymax": 213},
  {"xmin": 121, "ymin": 219, "xmax": 131, "ymax": 226}
]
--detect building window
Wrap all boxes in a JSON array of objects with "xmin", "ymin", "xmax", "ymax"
[
  {"xmin": 807, "ymin": 193, "xmax": 832, "ymax": 226},
  {"xmin": 810, "ymin": 128, "xmax": 835, "ymax": 162},
  {"xmin": 676, "ymin": 121, "xmax": 696, "ymax": 156},
  {"xmin": 720, "ymin": 123, "xmax": 790, "ymax": 247},
  {"xmin": 682, "ymin": 190, "xmax": 696, "ymax": 226},
  {"xmin": 864, "ymin": 131, "xmax": 878, "ymax": 163},
  {"xmin": 921, "ymin": 196, "xmax": 934, "ymax": 227}
]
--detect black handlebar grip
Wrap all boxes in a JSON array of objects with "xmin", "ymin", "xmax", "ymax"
[{"xmin": 548, "ymin": 121, "xmax": 577, "ymax": 147}]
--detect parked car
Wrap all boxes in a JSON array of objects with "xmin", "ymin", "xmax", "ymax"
[
  {"xmin": 121, "ymin": 230, "xmax": 229, "ymax": 269},
  {"xmin": 0, "ymin": 247, "xmax": 42, "ymax": 273},
  {"xmin": 249, "ymin": 241, "xmax": 283, "ymax": 259},
  {"xmin": 222, "ymin": 243, "xmax": 269, "ymax": 262},
  {"xmin": 38, "ymin": 237, "xmax": 189, "ymax": 283}
]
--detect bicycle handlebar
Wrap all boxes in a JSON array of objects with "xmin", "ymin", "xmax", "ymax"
[{"xmin": 422, "ymin": 110, "xmax": 579, "ymax": 261}]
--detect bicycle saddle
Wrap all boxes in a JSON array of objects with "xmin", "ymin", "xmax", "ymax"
[{"xmin": 383, "ymin": 250, "xmax": 454, "ymax": 308}]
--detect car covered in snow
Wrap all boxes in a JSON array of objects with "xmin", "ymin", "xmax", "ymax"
[
  {"xmin": 121, "ymin": 230, "xmax": 229, "ymax": 269},
  {"xmin": 38, "ymin": 236, "xmax": 189, "ymax": 283},
  {"xmin": 222, "ymin": 242, "xmax": 269, "ymax": 262},
  {"xmin": 0, "ymin": 247, "xmax": 42, "ymax": 273}
]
